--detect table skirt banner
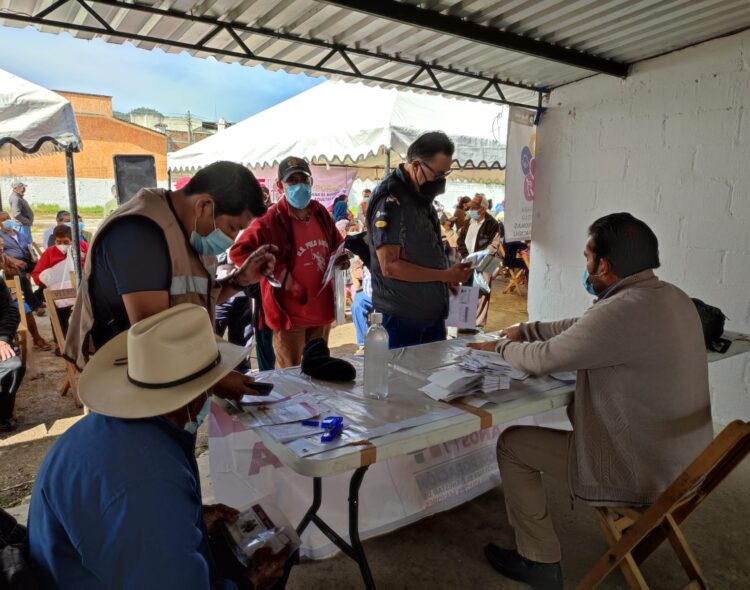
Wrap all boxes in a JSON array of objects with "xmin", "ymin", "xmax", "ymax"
[{"xmin": 208, "ymin": 403, "xmax": 566, "ymax": 558}]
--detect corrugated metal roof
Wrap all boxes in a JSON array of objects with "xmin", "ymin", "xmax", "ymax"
[{"xmin": 2, "ymin": 0, "xmax": 749, "ymax": 106}]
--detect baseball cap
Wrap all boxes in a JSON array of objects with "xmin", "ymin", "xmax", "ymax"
[
  {"xmin": 278, "ymin": 156, "xmax": 311, "ymax": 182},
  {"xmin": 11, "ymin": 181, "xmax": 26, "ymax": 189}
]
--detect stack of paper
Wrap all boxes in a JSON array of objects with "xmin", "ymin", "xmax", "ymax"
[
  {"xmin": 458, "ymin": 349, "xmax": 512, "ymax": 392},
  {"xmin": 419, "ymin": 366, "xmax": 484, "ymax": 401}
]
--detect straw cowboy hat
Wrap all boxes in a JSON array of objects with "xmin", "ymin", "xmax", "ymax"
[{"xmin": 79, "ymin": 303, "xmax": 249, "ymax": 419}]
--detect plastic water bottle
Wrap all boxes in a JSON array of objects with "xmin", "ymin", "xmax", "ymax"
[{"xmin": 364, "ymin": 312, "xmax": 389, "ymax": 400}]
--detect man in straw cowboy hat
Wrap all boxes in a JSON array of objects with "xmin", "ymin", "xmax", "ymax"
[{"xmin": 28, "ymin": 304, "xmax": 289, "ymax": 589}]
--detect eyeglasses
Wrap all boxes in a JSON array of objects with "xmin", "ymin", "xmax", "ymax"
[{"xmin": 418, "ymin": 160, "xmax": 453, "ymax": 180}]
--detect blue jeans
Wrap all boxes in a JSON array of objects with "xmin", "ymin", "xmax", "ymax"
[
  {"xmin": 351, "ymin": 291, "xmax": 373, "ymax": 346},
  {"xmin": 381, "ymin": 313, "xmax": 446, "ymax": 349}
]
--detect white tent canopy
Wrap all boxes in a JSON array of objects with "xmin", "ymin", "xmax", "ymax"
[
  {"xmin": 168, "ymin": 81, "xmax": 507, "ymax": 174},
  {"xmin": 0, "ymin": 68, "xmax": 81, "ymax": 158},
  {"xmin": 0, "ymin": 67, "xmax": 84, "ymax": 282}
]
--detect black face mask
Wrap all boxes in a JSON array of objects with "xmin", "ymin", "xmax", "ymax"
[{"xmin": 419, "ymin": 178, "xmax": 446, "ymax": 201}]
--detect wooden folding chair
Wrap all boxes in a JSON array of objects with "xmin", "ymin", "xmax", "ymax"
[
  {"xmin": 499, "ymin": 243, "xmax": 528, "ymax": 296},
  {"xmin": 7, "ymin": 276, "xmax": 29, "ymax": 365},
  {"xmin": 43, "ymin": 277, "xmax": 81, "ymax": 408},
  {"xmin": 579, "ymin": 420, "xmax": 750, "ymax": 589}
]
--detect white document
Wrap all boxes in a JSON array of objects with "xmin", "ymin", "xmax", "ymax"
[
  {"xmin": 318, "ymin": 240, "xmax": 348, "ymax": 294},
  {"xmin": 238, "ymin": 394, "xmax": 323, "ymax": 427},
  {"xmin": 446, "ymin": 286, "xmax": 480, "ymax": 329}
]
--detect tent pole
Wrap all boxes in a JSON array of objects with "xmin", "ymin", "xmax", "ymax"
[
  {"xmin": 384, "ymin": 148, "xmax": 391, "ymax": 176},
  {"xmin": 65, "ymin": 150, "xmax": 82, "ymax": 288}
]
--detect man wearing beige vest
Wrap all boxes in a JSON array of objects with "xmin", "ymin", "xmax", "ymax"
[
  {"xmin": 65, "ymin": 161, "xmax": 276, "ymax": 400},
  {"xmin": 470, "ymin": 212, "xmax": 712, "ymax": 589}
]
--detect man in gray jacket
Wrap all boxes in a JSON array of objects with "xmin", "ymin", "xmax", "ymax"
[
  {"xmin": 470, "ymin": 212, "xmax": 712, "ymax": 589},
  {"xmin": 9, "ymin": 181, "xmax": 34, "ymax": 244}
]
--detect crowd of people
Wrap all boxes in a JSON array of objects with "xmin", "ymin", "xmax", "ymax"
[{"xmin": 0, "ymin": 131, "xmax": 713, "ymax": 589}]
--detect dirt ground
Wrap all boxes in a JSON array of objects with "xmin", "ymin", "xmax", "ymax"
[{"xmin": 0, "ymin": 276, "xmax": 528, "ymax": 508}]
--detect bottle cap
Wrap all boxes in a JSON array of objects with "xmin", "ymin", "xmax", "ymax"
[{"xmin": 371, "ymin": 312, "xmax": 383, "ymax": 324}]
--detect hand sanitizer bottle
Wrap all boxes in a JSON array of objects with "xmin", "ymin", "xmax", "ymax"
[{"xmin": 364, "ymin": 312, "xmax": 389, "ymax": 399}]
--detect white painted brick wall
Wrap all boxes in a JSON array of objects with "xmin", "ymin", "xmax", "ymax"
[{"xmin": 530, "ymin": 30, "xmax": 750, "ymax": 427}]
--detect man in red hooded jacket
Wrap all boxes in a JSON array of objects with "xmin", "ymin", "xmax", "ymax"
[{"xmin": 231, "ymin": 157, "xmax": 348, "ymax": 368}]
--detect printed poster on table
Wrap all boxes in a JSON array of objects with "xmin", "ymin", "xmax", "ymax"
[{"xmin": 504, "ymin": 107, "xmax": 537, "ymax": 241}]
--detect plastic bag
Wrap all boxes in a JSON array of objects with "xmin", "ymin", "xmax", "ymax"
[
  {"xmin": 38, "ymin": 252, "xmax": 76, "ymax": 308},
  {"xmin": 222, "ymin": 498, "xmax": 300, "ymax": 567}
]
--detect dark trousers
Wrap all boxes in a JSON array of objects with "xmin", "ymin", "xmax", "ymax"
[
  {"xmin": 381, "ymin": 313, "xmax": 446, "ymax": 349},
  {"xmin": 255, "ymin": 327, "xmax": 275, "ymax": 372},
  {"xmin": 215, "ymin": 295, "xmax": 254, "ymax": 372},
  {"xmin": 0, "ymin": 355, "xmax": 25, "ymax": 421}
]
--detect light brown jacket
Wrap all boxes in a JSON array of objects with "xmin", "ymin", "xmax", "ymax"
[{"xmin": 497, "ymin": 270, "xmax": 712, "ymax": 505}]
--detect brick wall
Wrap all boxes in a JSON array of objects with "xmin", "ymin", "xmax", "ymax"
[
  {"xmin": 57, "ymin": 91, "xmax": 112, "ymax": 116},
  {"xmin": 530, "ymin": 30, "xmax": 750, "ymax": 426},
  {"xmin": 0, "ymin": 116, "xmax": 167, "ymax": 181}
]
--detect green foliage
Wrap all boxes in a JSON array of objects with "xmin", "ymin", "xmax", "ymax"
[{"xmin": 32, "ymin": 204, "xmax": 104, "ymax": 216}]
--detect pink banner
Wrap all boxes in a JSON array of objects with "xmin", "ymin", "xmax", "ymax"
[{"xmin": 249, "ymin": 165, "xmax": 357, "ymax": 207}]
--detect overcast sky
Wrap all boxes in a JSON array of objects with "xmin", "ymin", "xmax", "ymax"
[{"xmin": 0, "ymin": 25, "xmax": 324, "ymax": 122}]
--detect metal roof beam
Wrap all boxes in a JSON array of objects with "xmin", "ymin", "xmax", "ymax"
[
  {"xmin": 321, "ymin": 0, "xmax": 630, "ymax": 77},
  {"xmin": 0, "ymin": 0, "xmax": 547, "ymax": 109}
]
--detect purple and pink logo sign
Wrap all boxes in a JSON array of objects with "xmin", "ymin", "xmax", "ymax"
[{"xmin": 520, "ymin": 145, "xmax": 536, "ymax": 202}]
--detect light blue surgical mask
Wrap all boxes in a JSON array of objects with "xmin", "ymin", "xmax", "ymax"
[
  {"xmin": 285, "ymin": 183, "xmax": 312, "ymax": 209},
  {"xmin": 2, "ymin": 220, "xmax": 15, "ymax": 231},
  {"xmin": 190, "ymin": 202, "xmax": 234, "ymax": 256},
  {"xmin": 468, "ymin": 210, "xmax": 481, "ymax": 221},
  {"xmin": 582, "ymin": 268, "xmax": 598, "ymax": 296},
  {"xmin": 184, "ymin": 395, "xmax": 212, "ymax": 435}
]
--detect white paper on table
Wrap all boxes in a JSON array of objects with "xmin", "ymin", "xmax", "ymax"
[
  {"xmin": 261, "ymin": 422, "xmax": 325, "ymax": 443},
  {"xmin": 445, "ymin": 286, "xmax": 480, "ymax": 329},
  {"xmin": 238, "ymin": 394, "xmax": 323, "ymax": 427},
  {"xmin": 550, "ymin": 371, "xmax": 577, "ymax": 383},
  {"xmin": 240, "ymin": 391, "xmax": 291, "ymax": 406}
]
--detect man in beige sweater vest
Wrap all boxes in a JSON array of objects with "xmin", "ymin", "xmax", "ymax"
[{"xmin": 470, "ymin": 212, "xmax": 712, "ymax": 589}]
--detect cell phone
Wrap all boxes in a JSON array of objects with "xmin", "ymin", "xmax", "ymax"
[{"xmin": 244, "ymin": 381, "xmax": 274, "ymax": 396}]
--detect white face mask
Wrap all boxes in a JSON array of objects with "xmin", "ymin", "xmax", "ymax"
[{"xmin": 56, "ymin": 244, "xmax": 70, "ymax": 254}]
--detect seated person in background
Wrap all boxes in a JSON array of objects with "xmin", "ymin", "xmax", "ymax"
[
  {"xmin": 470, "ymin": 212, "xmax": 712, "ymax": 590},
  {"xmin": 42, "ymin": 210, "xmax": 71, "ymax": 248},
  {"xmin": 32, "ymin": 224, "xmax": 88, "ymax": 339},
  {"xmin": 75, "ymin": 215, "xmax": 93, "ymax": 243},
  {"xmin": 0, "ymin": 242, "xmax": 51, "ymax": 352},
  {"xmin": 33, "ymin": 225, "xmax": 89, "ymax": 289},
  {"xmin": 0, "ymin": 210, "xmax": 44, "ymax": 317},
  {"xmin": 28, "ymin": 304, "xmax": 290, "ymax": 588},
  {"xmin": 0, "ymin": 277, "xmax": 24, "ymax": 432}
]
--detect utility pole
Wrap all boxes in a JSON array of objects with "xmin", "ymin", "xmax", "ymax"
[{"xmin": 187, "ymin": 110, "xmax": 194, "ymax": 146}]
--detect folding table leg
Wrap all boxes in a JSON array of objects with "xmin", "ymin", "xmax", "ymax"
[
  {"xmin": 295, "ymin": 467, "xmax": 375, "ymax": 589},
  {"xmin": 349, "ymin": 466, "xmax": 375, "ymax": 589}
]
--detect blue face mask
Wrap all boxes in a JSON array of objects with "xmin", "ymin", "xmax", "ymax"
[
  {"xmin": 184, "ymin": 395, "xmax": 212, "ymax": 435},
  {"xmin": 285, "ymin": 183, "xmax": 312, "ymax": 209},
  {"xmin": 468, "ymin": 210, "xmax": 481, "ymax": 221},
  {"xmin": 2, "ymin": 220, "xmax": 15, "ymax": 231},
  {"xmin": 362, "ymin": 197, "xmax": 369, "ymax": 204},
  {"xmin": 65, "ymin": 221, "xmax": 85, "ymax": 232},
  {"xmin": 582, "ymin": 268, "xmax": 598, "ymax": 296},
  {"xmin": 190, "ymin": 202, "xmax": 234, "ymax": 256}
]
